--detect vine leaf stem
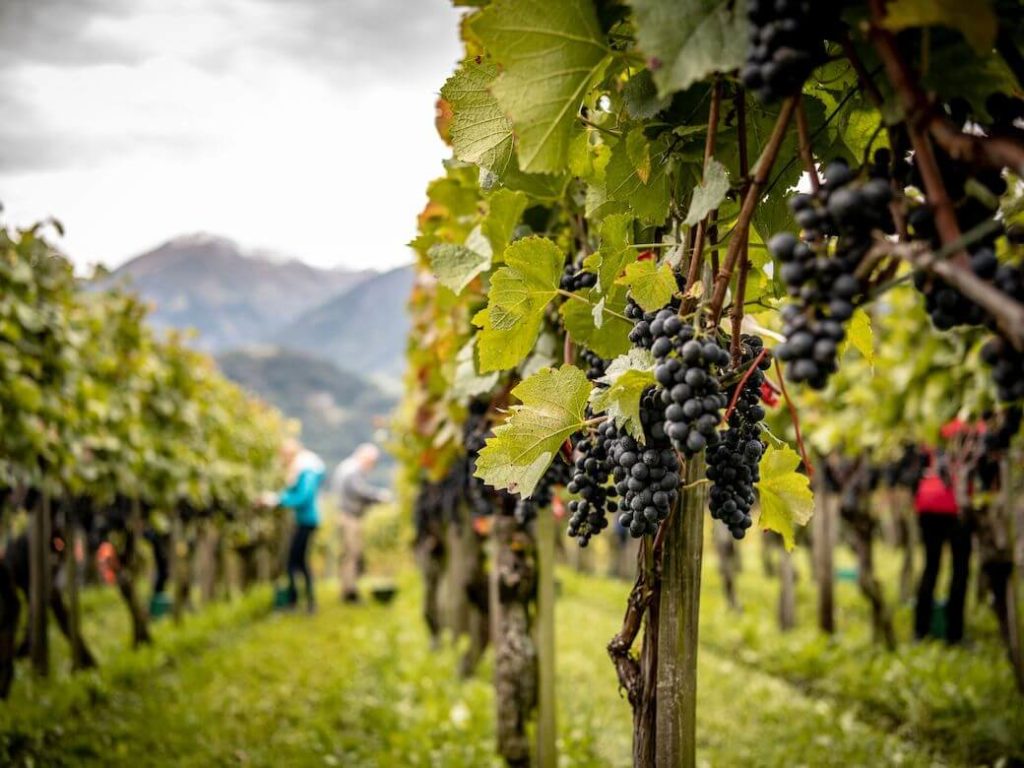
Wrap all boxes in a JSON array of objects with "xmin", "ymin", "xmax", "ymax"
[
  {"xmin": 730, "ymin": 88, "xmax": 751, "ymax": 361},
  {"xmin": 682, "ymin": 79, "xmax": 723, "ymax": 316},
  {"xmin": 708, "ymin": 96, "xmax": 798, "ymax": 327},
  {"xmin": 771, "ymin": 360, "xmax": 814, "ymax": 479},
  {"xmin": 722, "ymin": 348, "xmax": 768, "ymax": 422}
]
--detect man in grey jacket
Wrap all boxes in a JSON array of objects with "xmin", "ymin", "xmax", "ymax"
[{"xmin": 332, "ymin": 443, "xmax": 391, "ymax": 603}]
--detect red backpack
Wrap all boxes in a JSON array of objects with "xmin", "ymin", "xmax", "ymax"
[{"xmin": 914, "ymin": 452, "xmax": 958, "ymax": 514}]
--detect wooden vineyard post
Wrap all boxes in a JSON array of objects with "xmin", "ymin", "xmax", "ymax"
[
  {"xmin": 64, "ymin": 502, "xmax": 84, "ymax": 670},
  {"xmin": 812, "ymin": 465, "xmax": 835, "ymax": 634},
  {"xmin": 28, "ymin": 491, "xmax": 51, "ymax": 677},
  {"xmin": 656, "ymin": 456, "xmax": 707, "ymax": 768},
  {"xmin": 1000, "ymin": 455, "xmax": 1024, "ymax": 693},
  {"xmin": 492, "ymin": 510, "xmax": 537, "ymax": 768},
  {"xmin": 446, "ymin": 522, "xmax": 470, "ymax": 638},
  {"xmin": 778, "ymin": 545, "xmax": 796, "ymax": 631},
  {"xmin": 535, "ymin": 508, "xmax": 557, "ymax": 768},
  {"xmin": 117, "ymin": 497, "xmax": 152, "ymax": 647}
]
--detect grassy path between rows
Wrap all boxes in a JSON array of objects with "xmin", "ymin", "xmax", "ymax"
[{"xmin": 2, "ymin": 563, "xmax": 961, "ymax": 768}]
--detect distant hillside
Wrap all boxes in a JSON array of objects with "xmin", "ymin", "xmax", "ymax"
[
  {"xmin": 217, "ymin": 346, "xmax": 396, "ymax": 470},
  {"xmin": 110, "ymin": 234, "xmax": 372, "ymax": 350},
  {"xmin": 275, "ymin": 265, "xmax": 413, "ymax": 382}
]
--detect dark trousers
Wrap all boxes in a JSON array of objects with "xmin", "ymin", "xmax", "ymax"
[
  {"xmin": 914, "ymin": 513, "xmax": 972, "ymax": 643},
  {"xmin": 286, "ymin": 524, "xmax": 317, "ymax": 609}
]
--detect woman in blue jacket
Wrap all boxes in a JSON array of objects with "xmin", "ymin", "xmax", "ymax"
[{"xmin": 276, "ymin": 438, "xmax": 325, "ymax": 612}]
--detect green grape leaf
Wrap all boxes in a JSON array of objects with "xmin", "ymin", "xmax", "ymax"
[
  {"xmin": 583, "ymin": 213, "xmax": 636, "ymax": 293},
  {"xmin": 560, "ymin": 285, "xmax": 633, "ymax": 359},
  {"xmin": 756, "ymin": 444, "xmax": 815, "ymax": 550},
  {"xmin": 683, "ymin": 158, "xmax": 730, "ymax": 226},
  {"xmin": 482, "ymin": 189, "xmax": 530, "ymax": 257},
  {"xmin": 616, "ymin": 260, "xmax": 677, "ymax": 312},
  {"xmin": 474, "ymin": 365, "xmax": 593, "ymax": 496},
  {"xmin": 452, "ymin": 337, "xmax": 500, "ymax": 399},
  {"xmin": 623, "ymin": 69, "xmax": 671, "ymax": 120},
  {"xmin": 473, "ymin": 0, "xmax": 610, "ymax": 173},
  {"xmin": 630, "ymin": 0, "xmax": 747, "ymax": 97},
  {"xmin": 626, "ymin": 128, "xmax": 653, "ymax": 184},
  {"xmin": 589, "ymin": 348, "xmax": 657, "ymax": 441},
  {"xmin": 428, "ymin": 242, "xmax": 491, "ymax": 294},
  {"xmin": 475, "ymin": 237, "xmax": 564, "ymax": 372},
  {"xmin": 598, "ymin": 134, "xmax": 672, "ymax": 224},
  {"xmin": 881, "ymin": 0, "xmax": 997, "ymax": 54},
  {"xmin": 441, "ymin": 60, "xmax": 515, "ymax": 175},
  {"xmin": 443, "ymin": 60, "xmax": 569, "ymax": 196}
]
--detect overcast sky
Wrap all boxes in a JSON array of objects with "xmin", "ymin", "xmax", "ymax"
[{"xmin": 0, "ymin": 0, "xmax": 463, "ymax": 271}]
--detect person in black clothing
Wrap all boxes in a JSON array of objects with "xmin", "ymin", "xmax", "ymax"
[{"xmin": 912, "ymin": 448, "xmax": 971, "ymax": 644}]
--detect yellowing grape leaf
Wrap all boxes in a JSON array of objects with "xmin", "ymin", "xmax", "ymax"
[
  {"xmin": 475, "ymin": 365, "xmax": 593, "ymax": 496},
  {"xmin": 616, "ymin": 259, "xmax": 677, "ymax": 312},
  {"xmin": 475, "ymin": 237, "xmax": 564, "ymax": 372},
  {"xmin": 683, "ymin": 157, "xmax": 730, "ymax": 226},
  {"xmin": 589, "ymin": 348, "xmax": 657, "ymax": 441},
  {"xmin": 756, "ymin": 444, "xmax": 814, "ymax": 550},
  {"xmin": 473, "ymin": 0, "xmax": 611, "ymax": 174},
  {"xmin": 840, "ymin": 308, "xmax": 874, "ymax": 367}
]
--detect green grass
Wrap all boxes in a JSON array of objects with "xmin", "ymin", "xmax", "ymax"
[{"xmin": 1, "ymin": 532, "xmax": 1021, "ymax": 767}]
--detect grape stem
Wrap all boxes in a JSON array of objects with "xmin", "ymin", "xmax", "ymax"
[
  {"xmin": 722, "ymin": 348, "xmax": 769, "ymax": 423},
  {"xmin": 681, "ymin": 79, "xmax": 724, "ymax": 317},
  {"xmin": 707, "ymin": 96, "xmax": 798, "ymax": 327},
  {"xmin": 607, "ymin": 538, "xmax": 655, "ymax": 709},
  {"xmin": 771, "ymin": 360, "xmax": 814, "ymax": 479},
  {"xmin": 795, "ymin": 97, "xmax": 820, "ymax": 193},
  {"xmin": 730, "ymin": 88, "xmax": 752, "ymax": 362},
  {"xmin": 867, "ymin": 239, "xmax": 1024, "ymax": 350}
]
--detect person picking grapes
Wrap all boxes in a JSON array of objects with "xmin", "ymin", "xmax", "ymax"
[
  {"xmin": 331, "ymin": 443, "xmax": 392, "ymax": 603},
  {"xmin": 267, "ymin": 438, "xmax": 325, "ymax": 613}
]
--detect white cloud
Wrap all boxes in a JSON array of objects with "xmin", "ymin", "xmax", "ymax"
[{"xmin": 0, "ymin": 0, "xmax": 464, "ymax": 271}]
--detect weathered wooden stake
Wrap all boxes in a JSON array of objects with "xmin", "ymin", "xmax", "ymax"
[
  {"xmin": 655, "ymin": 456, "xmax": 706, "ymax": 768},
  {"xmin": 28, "ymin": 492, "xmax": 51, "ymax": 677},
  {"xmin": 535, "ymin": 509, "xmax": 557, "ymax": 768},
  {"xmin": 812, "ymin": 467, "xmax": 835, "ymax": 634}
]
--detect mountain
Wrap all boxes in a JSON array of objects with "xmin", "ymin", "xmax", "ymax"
[
  {"xmin": 275, "ymin": 265, "xmax": 414, "ymax": 383},
  {"xmin": 216, "ymin": 346, "xmax": 396, "ymax": 471},
  {"xmin": 110, "ymin": 234, "xmax": 373, "ymax": 350}
]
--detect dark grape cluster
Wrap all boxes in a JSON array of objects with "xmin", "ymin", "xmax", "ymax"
[
  {"xmin": 905, "ymin": 142, "xmax": 1024, "ymax": 401},
  {"xmin": 647, "ymin": 307, "xmax": 731, "ymax": 455},
  {"xmin": 580, "ymin": 348, "xmax": 609, "ymax": 382},
  {"xmin": 626, "ymin": 296, "xmax": 680, "ymax": 350},
  {"xmin": 561, "ymin": 263, "xmax": 597, "ymax": 292},
  {"xmin": 772, "ymin": 158, "xmax": 894, "ymax": 389},
  {"xmin": 706, "ymin": 337, "xmax": 771, "ymax": 539},
  {"xmin": 740, "ymin": 0, "xmax": 837, "ymax": 102},
  {"xmin": 981, "ymin": 336, "xmax": 1024, "ymax": 402},
  {"xmin": 613, "ymin": 388, "xmax": 680, "ymax": 538},
  {"xmin": 463, "ymin": 400, "xmax": 518, "ymax": 519},
  {"xmin": 567, "ymin": 418, "xmax": 616, "ymax": 545},
  {"xmin": 907, "ymin": 136, "xmax": 1006, "ymax": 331},
  {"xmin": 983, "ymin": 405, "xmax": 1022, "ymax": 452}
]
